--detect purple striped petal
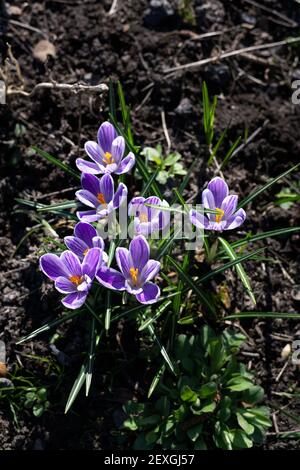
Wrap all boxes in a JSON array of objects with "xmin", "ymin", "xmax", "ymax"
[
  {"xmin": 96, "ymin": 267, "xmax": 126, "ymax": 291},
  {"xmin": 125, "ymin": 281, "xmax": 143, "ymax": 296},
  {"xmin": 144, "ymin": 196, "xmax": 161, "ymax": 220},
  {"xmin": 62, "ymin": 292, "xmax": 87, "ymax": 310},
  {"xmin": 76, "ymin": 158, "xmax": 101, "ymax": 175},
  {"xmin": 81, "ymin": 173, "xmax": 101, "ymax": 196},
  {"xmin": 92, "ymin": 236, "xmax": 105, "ymax": 251},
  {"xmin": 82, "ymin": 247, "xmax": 101, "ymax": 279},
  {"xmin": 135, "ymin": 282, "xmax": 160, "ymax": 304},
  {"xmin": 55, "ymin": 276, "xmax": 77, "ymax": 294},
  {"xmin": 128, "ymin": 197, "xmax": 145, "ymax": 216},
  {"xmin": 202, "ymin": 189, "xmax": 215, "ymax": 214},
  {"xmin": 140, "ymin": 260, "xmax": 160, "ymax": 283},
  {"xmin": 74, "ymin": 222, "xmax": 97, "ymax": 246},
  {"xmin": 115, "ymin": 152, "xmax": 135, "ymax": 175},
  {"xmin": 99, "ymin": 174, "xmax": 114, "ymax": 203},
  {"xmin": 221, "ymin": 195, "xmax": 238, "ymax": 219},
  {"xmin": 60, "ymin": 251, "xmax": 82, "ymax": 277},
  {"xmin": 207, "ymin": 177, "xmax": 228, "ymax": 208},
  {"xmin": 111, "ymin": 136, "xmax": 125, "ymax": 164},
  {"xmin": 224, "ymin": 208, "xmax": 246, "ymax": 230},
  {"xmin": 115, "ymin": 247, "xmax": 131, "ymax": 278},
  {"xmin": 76, "ymin": 210, "xmax": 100, "ymax": 223},
  {"xmin": 40, "ymin": 253, "xmax": 68, "ymax": 280},
  {"xmin": 64, "ymin": 236, "xmax": 88, "ymax": 259},
  {"xmin": 84, "ymin": 141, "xmax": 102, "ymax": 164},
  {"xmin": 76, "ymin": 190, "xmax": 99, "ymax": 209},
  {"xmin": 97, "ymin": 122, "xmax": 117, "ymax": 153},
  {"xmin": 189, "ymin": 209, "xmax": 209, "ymax": 230},
  {"xmin": 113, "ymin": 183, "xmax": 128, "ymax": 209},
  {"xmin": 129, "ymin": 235, "xmax": 149, "ymax": 271}
]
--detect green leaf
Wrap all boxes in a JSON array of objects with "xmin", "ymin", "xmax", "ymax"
[
  {"xmin": 33, "ymin": 403, "xmax": 45, "ymax": 417},
  {"xmin": 166, "ymin": 255, "xmax": 217, "ymax": 320},
  {"xmin": 180, "ymin": 385, "xmax": 198, "ymax": 403},
  {"xmin": 238, "ymin": 163, "xmax": 300, "ymax": 209},
  {"xmin": 218, "ymin": 237, "xmax": 256, "ymax": 305},
  {"xmin": 231, "ymin": 429, "xmax": 253, "ymax": 449},
  {"xmin": 148, "ymin": 364, "xmax": 166, "ymax": 398},
  {"xmin": 220, "ymin": 135, "xmax": 242, "ymax": 169},
  {"xmin": 31, "ymin": 146, "xmax": 80, "ymax": 181},
  {"xmin": 85, "ymin": 318, "xmax": 97, "ymax": 397},
  {"xmin": 226, "ymin": 377, "xmax": 253, "ymax": 392},
  {"xmin": 200, "ymin": 401, "xmax": 216, "ymax": 413},
  {"xmin": 138, "ymin": 300, "xmax": 172, "ymax": 331},
  {"xmin": 187, "ymin": 424, "xmax": 203, "ymax": 442},
  {"xmin": 224, "ymin": 311, "xmax": 300, "ymax": 320},
  {"xmin": 65, "ymin": 364, "xmax": 86, "ymax": 414},
  {"xmin": 123, "ymin": 418, "xmax": 138, "ymax": 431},
  {"xmin": 104, "ymin": 291, "xmax": 112, "ymax": 332},
  {"xmin": 145, "ymin": 320, "xmax": 176, "ymax": 375},
  {"xmin": 199, "ymin": 382, "xmax": 217, "ymax": 399},
  {"xmin": 117, "ymin": 81, "xmax": 134, "ymax": 145},
  {"xmin": 236, "ymin": 411, "xmax": 255, "ymax": 435},
  {"xmin": 228, "ymin": 226, "xmax": 300, "ymax": 250},
  {"xmin": 16, "ymin": 310, "xmax": 83, "ymax": 344}
]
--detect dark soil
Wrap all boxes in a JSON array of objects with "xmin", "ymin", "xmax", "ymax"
[{"xmin": 0, "ymin": 0, "xmax": 300, "ymax": 450}]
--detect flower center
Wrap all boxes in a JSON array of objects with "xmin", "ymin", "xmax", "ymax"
[
  {"xmin": 129, "ymin": 267, "xmax": 139, "ymax": 286},
  {"xmin": 83, "ymin": 248, "xmax": 89, "ymax": 256},
  {"xmin": 69, "ymin": 275, "xmax": 84, "ymax": 286},
  {"xmin": 215, "ymin": 208, "xmax": 225, "ymax": 224},
  {"xmin": 139, "ymin": 213, "xmax": 148, "ymax": 223},
  {"xmin": 97, "ymin": 193, "xmax": 106, "ymax": 205},
  {"xmin": 103, "ymin": 151, "xmax": 114, "ymax": 165}
]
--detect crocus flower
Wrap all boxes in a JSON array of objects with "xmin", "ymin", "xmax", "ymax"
[
  {"xmin": 76, "ymin": 173, "xmax": 127, "ymax": 223},
  {"xmin": 40, "ymin": 248, "xmax": 101, "ymax": 309},
  {"xmin": 76, "ymin": 121, "xmax": 135, "ymax": 175},
  {"xmin": 128, "ymin": 196, "xmax": 170, "ymax": 236},
  {"xmin": 189, "ymin": 177, "xmax": 246, "ymax": 231},
  {"xmin": 64, "ymin": 222, "xmax": 108, "ymax": 264},
  {"xmin": 96, "ymin": 235, "xmax": 160, "ymax": 304}
]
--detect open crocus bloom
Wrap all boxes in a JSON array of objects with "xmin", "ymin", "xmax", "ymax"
[
  {"xmin": 96, "ymin": 235, "xmax": 161, "ymax": 304},
  {"xmin": 189, "ymin": 177, "xmax": 246, "ymax": 231},
  {"xmin": 64, "ymin": 222, "xmax": 108, "ymax": 264},
  {"xmin": 128, "ymin": 196, "xmax": 170, "ymax": 236},
  {"xmin": 40, "ymin": 248, "xmax": 101, "ymax": 309},
  {"xmin": 76, "ymin": 121, "xmax": 135, "ymax": 175},
  {"xmin": 76, "ymin": 173, "xmax": 127, "ymax": 222}
]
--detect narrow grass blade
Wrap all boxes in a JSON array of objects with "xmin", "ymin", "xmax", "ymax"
[
  {"xmin": 167, "ymin": 255, "xmax": 216, "ymax": 318},
  {"xmin": 224, "ymin": 311, "xmax": 300, "ymax": 320},
  {"xmin": 208, "ymin": 126, "xmax": 229, "ymax": 165},
  {"xmin": 148, "ymin": 364, "xmax": 166, "ymax": 398},
  {"xmin": 16, "ymin": 310, "xmax": 83, "ymax": 344},
  {"xmin": 197, "ymin": 248, "xmax": 264, "ymax": 284},
  {"xmin": 38, "ymin": 201, "xmax": 77, "ymax": 212},
  {"xmin": 104, "ymin": 291, "xmax": 112, "ymax": 332},
  {"xmin": 65, "ymin": 363, "xmax": 86, "ymax": 414},
  {"xmin": 144, "ymin": 319, "xmax": 176, "ymax": 375},
  {"xmin": 117, "ymin": 81, "xmax": 134, "ymax": 146},
  {"xmin": 220, "ymin": 135, "xmax": 242, "ymax": 169},
  {"xmin": 86, "ymin": 318, "xmax": 97, "ymax": 397},
  {"xmin": 138, "ymin": 300, "xmax": 172, "ymax": 331},
  {"xmin": 238, "ymin": 163, "xmax": 300, "ymax": 209},
  {"xmin": 218, "ymin": 237, "xmax": 256, "ymax": 305},
  {"xmin": 171, "ymin": 159, "xmax": 198, "ymax": 205},
  {"xmin": 140, "ymin": 169, "xmax": 159, "ymax": 197},
  {"xmin": 229, "ymin": 226, "xmax": 300, "ymax": 250},
  {"xmin": 32, "ymin": 146, "xmax": 80, "ymax": 181}
]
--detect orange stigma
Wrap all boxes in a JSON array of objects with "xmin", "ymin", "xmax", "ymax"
[
  {"xmin": 103, "ymin": 151, "xmax": 114, "ymax": 165},
  {"xmin": 130, "ymin": 267, "xmax": 139, "ymax": 285},
  {"xmin": 215, "ymin": 208, "xmax": 225, "ymax": 224},
  {"xmin": 69, "ymin": 275, "xmax": 84, "ymax": 286},
  {"xmin": 97, "ymin": 193, "xmax": 106, "ymax": 205}
]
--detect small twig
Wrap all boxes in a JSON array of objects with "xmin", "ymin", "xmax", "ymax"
[
  {"xmin": 108, "ymin": 0, "xmax": 118, "ymax": 16},
  {"xmin": 242, "ymin": 0, "xmax": 298, "ymax": 28},
  {"xmin": 161, "ymin": 110, "xmax": 171, "ymax": 151},
  {"xmin": 164, "ymin": 36, "xmax": 300, "ymax": 73},
  {"xmin": 272, "ymin": 412, "xmax": 280, "ymax": 434},
  {"xmin": 275, "ymin": 359, "xmax": 289, "ymax": 383},
  {"xmin": 230, "ymin": 119, "xmax": 269, "ymax": 160},
  {"xmin": 2, "ymin": 18, "xmax": 48, "ymax": 38},
  {"xmin": 7, "ymin": 81, "xmax": 108, "ymax": 97}
]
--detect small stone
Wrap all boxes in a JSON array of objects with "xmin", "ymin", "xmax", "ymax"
[
  {"xmin": 33, "ymin": 40, "xmax": 56, "ymax": 63},
  {"xmin": 240, "ymin": 11, "xmax": 257, "ymax": 25},
  {"xmin": 144, "ymin": 0, "xmax": 180, "ymax": 30},
  {"xmin": 281, "ymin": 344, "xmax": 291, "ymax": 360},
  {"xmin": 175, "ymin": 97, "xmax": 193, "ymax": 115},
  {"xmin": 8, "ymin": 5, "xmax": 22, "ymax": 16}
]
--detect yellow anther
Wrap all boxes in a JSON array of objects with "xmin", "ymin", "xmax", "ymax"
[
  {"xmin": 69, "ymin": 275, "xmax": 84, "ymax": 286},
  {"xmin": 130, "ymin": 267, "xmax": 139, "ymax": 285},
  {"xmin": 83, "ymin": 248, "xmax": 89, "ymax": 256},
  {"xmin": 215, "ymin": 208, "xmax": 225, "ymax": 224},
  {"xmin": 139, "ymin": 213, "xmax": 148, "ymax": 223},
  {"xmin": 103, "ymin": 151, "xmax": 114, "ymax": 165}
]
